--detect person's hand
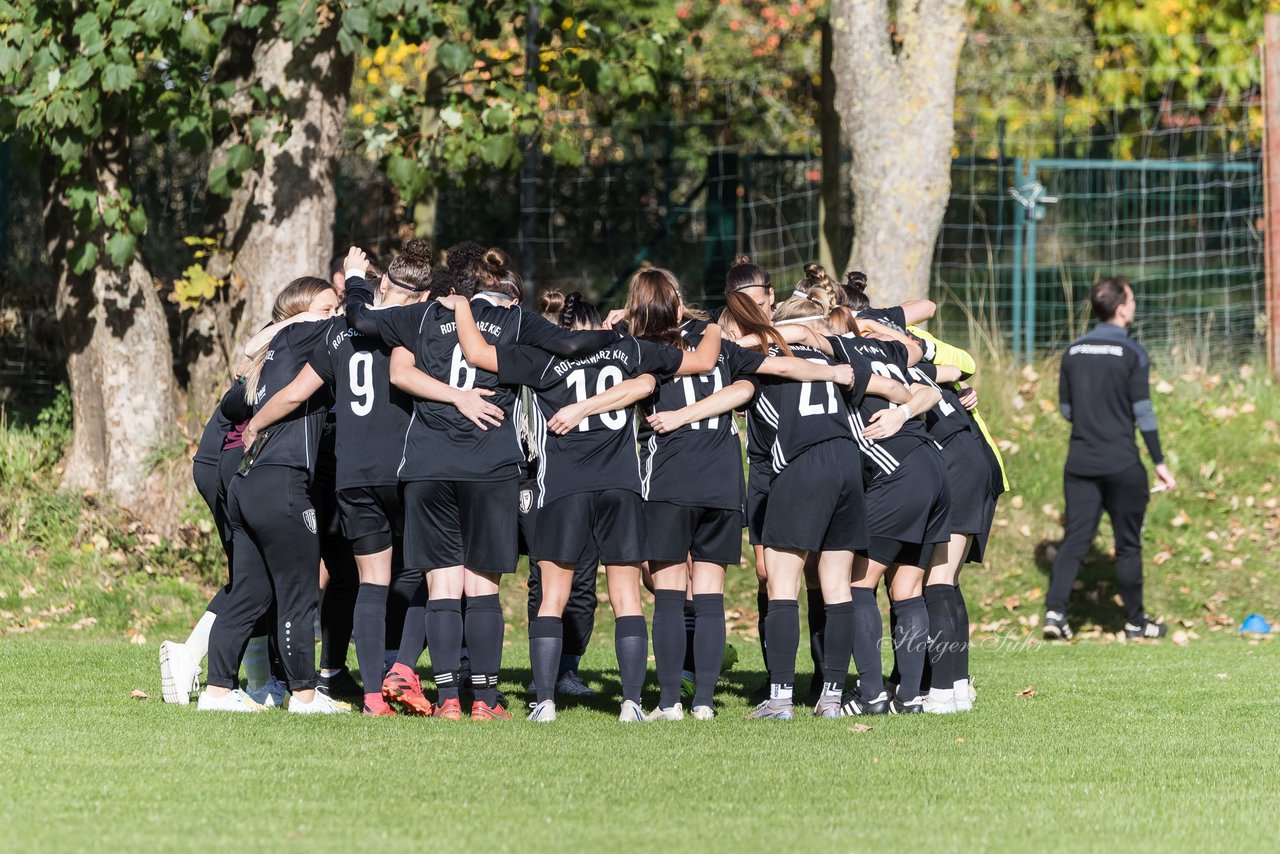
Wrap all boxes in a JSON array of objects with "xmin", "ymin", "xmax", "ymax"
[
  {"xmin": 861, "ymin": 405, "xmax": 909, "ymax": 440},
  {"xmin": 241, "ymin": 424, "xmax": 260, "ymax": 446},
  {"xmin": 344, "ymin": 246, "xmax": 368, "ymax": 278},
  {"xmin": 436, "ymin": 294, "xmax": 465, "ymax": 311},
  {"xmin": 1153, "ymin": 463, "xmax": 1176, "ymax": 492},
  {"xmin": 829, "ymin": 363, "xmax": 855, "ymax": 388},
  {"xmin": 603, "ymin": 308, "xmax": 627, "ymax": 330},
  {"xmin": 547, "ymin": 401, "xmax": 593, "ymax": 435},
  {"xmin": 958, "ymin": 385, "xmax": 978, "ymax": 410},
  {"xmin": 453, "ymin": 388, "xmax": 504, "ymax": 431},
  {"xmin": 646, "ymin": 409, "xmax": 691, "ymax": 435}
]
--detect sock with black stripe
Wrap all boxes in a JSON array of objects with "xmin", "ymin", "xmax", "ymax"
[{"xmin": 464, "ymin": 593, "xmax": 504, "ymax": 707}]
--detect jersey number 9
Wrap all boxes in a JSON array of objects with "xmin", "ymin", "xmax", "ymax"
[{"xmin": 349, "ymin": 352, "xmax": 374, "ymax": 416}]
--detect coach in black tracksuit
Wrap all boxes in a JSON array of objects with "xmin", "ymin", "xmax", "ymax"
[{"xmin": 1044, "ymin": 277, "xmax": 1176, "ymax": 641}]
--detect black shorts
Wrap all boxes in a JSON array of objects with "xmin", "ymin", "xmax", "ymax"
[
  {"xmin": 861, "ymin": 444, "xmax": 951, "ymax": 566},
  {"xmin": 402, "ymin": 478, "xmax": 518, "ymax": 574},
  {"xmin": 518, "ymin": 474, "xmax": 598, "ymax": 570},
  {"xmin": 644, "ymin": 502, "xmax": 743, "ymax": 565},
  {"xmin": 535, "ymin": 489, "xmax": 647, "ymax": 565},
  {"xmin": 938, "ymin": 431, "xmax": 997, "ymax": 562},
  {"xmin": 336, "ymin": 484, "xmax": 403, "ymax": 556},
  {"xmin": 746, "ymin": 463, "xmax": 773, "ymax": 546},
  {"xmin": 762, "ymin": 439, "xmax": 867, "ymax": 553}
]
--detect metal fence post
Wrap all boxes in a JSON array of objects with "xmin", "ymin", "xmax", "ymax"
[
  {"xmin": 1024, "ymin": 159, "xmax": 1039, "ymax": 362},
  {"xmin": 1010, "ymin": 157, "xmax": 1024, "ymax": 363}
]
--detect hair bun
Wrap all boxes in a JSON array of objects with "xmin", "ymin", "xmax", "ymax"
[
  {"xmin": 845, "ymin": 270, "xmax": 868, "ymax": 294},
  {"xmin": 803, "ymin": 262, "xmax": 823, "ymax": 278},
  {"xmin": 401, "ymin": 238, "xmax": 434, "ymax": 266},
  {"xmin": 731, "ymin": 255, "xmax": 752, "ymax": 268},
  {"xmin": 483, "ymin": 248, "xmax": 506, "ymax": 271}
]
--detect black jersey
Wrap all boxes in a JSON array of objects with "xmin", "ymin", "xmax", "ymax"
[
  {"xmin": 499, "ymin": 337, "xmax": 684, "ymax": 507},
  {"xmin": 308, "ymin": 317, "xmax": 413, "ymax": 490},
  {"xmin": 194, "ymin": 388, "xmax": 235, "ymax": 466},
  {"xmin": 349, "ymin": 291, "xmax": 616, "ymax": 482},
  {"xmin": 250, "ymin": 320, "xmax": 333, "ymax": 475},
  {"xmin": 827, "ymin": 335, "xmax": 935, "ymax": 477},
  {"xmin": 639, "ymin": 329, "xmax": 765, "ymax": 510},
  {"xmin": 857, "ymin": 306, "xmax": 907, "ymax": 333},
  {"xmin": 905, "ymin": 361, "xmax": 974, "ymax": 443},
  {"xmin": 744, "ymin": 342, "xmax": 864, "ymax": 475}
]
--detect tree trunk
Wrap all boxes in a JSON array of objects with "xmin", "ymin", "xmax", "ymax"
[
  {"xmin": 829, "ymin": 0, "xmax": 967, "ymax": 305},
  {"xmin": 186, "ymin": 23, "xmax": 353, "ymax": 417},
  {"xmin": 47, "ymin": 135, "xmax": 178, "ymax": 515},
  {"xmin": 818, "ymin": 18, "xmax": 849, "ymax": 278}
]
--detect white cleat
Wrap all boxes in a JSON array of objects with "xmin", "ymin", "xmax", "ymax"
[
  {"xmin": 618, "ymin": 699, "xmax": 648, "ymax": 723},
  {"xmin": 645, "ymin": 703, "xmax": 685, "ymax": 722},
  {"xmin": 527, "ymin": 699, "xmax": 557, "ymax": 722},
  {"xmin": 196, "ymin": 689, "xmax": 263, "ymax": 713},
  {"xmin": 249, "ymin": 677, "xmax": 288, "ymax": 708},
  {"xmin": 287, "ymin": 691, "xmax": 351, "ymax": 715},
  {"xmin": 159, "ymin": 641, "xmax": 200, "ymax": 705},
  {"xmin": 953, "ymin": 678, "xmax": 975, "ymax": 712},
  {"xmin": 690, "ymin": 705, "xmax": 715, "ymax": 721},
  {"xmin": 923, "ymin": 688, "xmax": 958, "ymax": 714}
]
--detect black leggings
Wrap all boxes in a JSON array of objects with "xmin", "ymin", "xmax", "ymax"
[
  {"xmin": 1047, "ymin": 463, "xmax": 1149, "ymax": 625},
  {"xmin": 206, "ymin": 465, "xmax": 321, "ymax": 691}
]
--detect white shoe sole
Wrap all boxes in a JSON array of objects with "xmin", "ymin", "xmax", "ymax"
[
  {"xmin": 159, "ymin": 641, "xmax": 197, "ymax": 705},
  {"xmin": 690, "ymin": 706, "xmax": 714, "ymax": 720}
]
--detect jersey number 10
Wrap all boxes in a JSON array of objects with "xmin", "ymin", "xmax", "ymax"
[{"xmin": 565, "ymin": 366, "xmax": 626, "ymax": 431}]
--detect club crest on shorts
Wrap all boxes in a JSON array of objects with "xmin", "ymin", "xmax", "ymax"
[
  {"xmin": 519, "ymin": 489, "xmax": 533, "ymax": 515},
  {"xmin": 303, "ymin": 508, "xmax": 317, "ymax": 534}
]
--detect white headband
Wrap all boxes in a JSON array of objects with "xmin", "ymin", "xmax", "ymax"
[{"xmin": 775, "ymin": 314, "xmax": 825, "ymax": 326}]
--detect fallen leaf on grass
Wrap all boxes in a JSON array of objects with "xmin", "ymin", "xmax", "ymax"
[
  {"xmin": 955, "ymin": 737, "xmax": 965, "ymax": 744},
  {"xmin": 1216, "ymin": 673, "xmax": 1230, "ymax": 680},
  {"xmin": 1171, "ymin": 630, "xmax": 1189, "ymax": 646},
  {"xmin": 848, "ymin": 723, "xmax": 872, "ymax": 733},
  {"xmin": 1016, "ymin": 686, "xmax": 1036, "ymax": 698},
  {"xmin": 130, "ymin": 689, "xmax": 148, "ymax": 700}
]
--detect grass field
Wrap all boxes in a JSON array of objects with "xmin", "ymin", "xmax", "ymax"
[{"xmin": 1, "ymin": 635, "xmax": 1277, "ymax": 851}]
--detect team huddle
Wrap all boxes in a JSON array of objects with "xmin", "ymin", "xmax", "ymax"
[{"xmin": 158, "ymin": 240, "xmax": 1006, "ymax": 722}]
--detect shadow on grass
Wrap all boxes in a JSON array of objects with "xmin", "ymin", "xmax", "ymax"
[{"xmin": 1033, "ymin": 539, "xmax": 1131, "ymax": 633}]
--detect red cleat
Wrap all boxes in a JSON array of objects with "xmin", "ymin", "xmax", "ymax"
[
  {"xmin": 470, "ymin": 700, "xmax": 512, "ymax": 721},
  {"xmin": 434, "ymin": 697, "xmax": 463, "ymax": 720},
  {"xmin": 382, "ymin": 663, "xmax": 434, "ymax": 716}
]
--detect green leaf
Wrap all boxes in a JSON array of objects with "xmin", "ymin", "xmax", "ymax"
[
  {"xmin": 550, "ymin": 138, "xmax": 584, "ymax": 168},
  {"xmin": 437, "ymin": 42, "xmax": 471, "ymax": 75},
  {"xmin": 207, "ymin": 164, "xmax": 233, "ymax": 196},
  {"xmin": 128, "ymin": 206, "xmax": 148, "ymax": 236},
  {"xmin": 101, "ymin": 63, "xmax": 136, "ymax": 94},
  {"xmin": 69, "ymin": 242, "xmax": 98, "ymax": 276},
  {"xmin": 225, "ymin": 142, "xmax": 255, "ymax": 174},
  {"xmin": 482, "ymin": 103, "xmax": 511, "ymax": 130},
  {"xmin": 479, "ymin": 134, "xmax": 517, "ymax": 168},
  {"xmin": 180, "ymin": 15, "xmax": 215, "ymax": 53},
  {"xmin": 105, "ymin": 231, "xmax": 136, "ymax": 268},
  {"xmin": 238, "ymin": 4, "xmax": 270, "ymax": 29},
  {"xmin": 342, "ymin": 6, "xmax": 370, "ymax": 35}
]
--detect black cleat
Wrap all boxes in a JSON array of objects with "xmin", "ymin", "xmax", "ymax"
[
  {"xmin": 1124, "ymin": 616, "xmax": 1168, "ymax": 639},
  {"xmin": 1043, "ymin": 611, "xmax": 1074, "ymax": 641},
  {"xmin": 840, "ymin": 690, "xmax": 892, "ymax": 716},
  {"xmin": 317, "ymin": 667, "xmax": 363, "ymax": 701},
  {"xmin": 891, "ymin": 695, "xmax": 924, "ymax": 714}
]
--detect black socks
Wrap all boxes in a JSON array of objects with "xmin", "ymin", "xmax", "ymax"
[
  {"xmin": 352, "ymin": 583, "xmax": 388, "ymax": 694},
  {"xmin": 756, "ymin": 581, "xmax": 769, "ymax": 678},
  {"xmin": 652, "ymin": 590, "xmax": 686, "ymax": 710},
  {"xmin": 763, "ymin": 599, "xmax": 799, "ymax": 700},
  {"xmin": 953, "ymin": 583, "xmax": 970, "ymax": 682},
  {"xmin": 807, "ymin": 587, "xmax": 826, "ymax": 674},
  {"xmin": 529, "ymin": 616, "xmax": 563, "ymax": 704},
  {"xmin": 426, "ymin": 598, "xmax": 462, "ymax": 701},
  {"xmin": 395, "ymin": 581, "xmax": 428, "ymax": 668},
  {"xmin": 890, "ymin": 596, "xmax": 929, "ymax": 701},
  {"xmin": 691, "ymin": 593, "xmax": 725, "ymax": 709},
  {"xmin": 614, "ymin": 615, "xmax": 648, "ymax": 705},
  {"xmin": 851, "ymin": 587, "xmax": 884, "ymax": 699},
  {"xmin": 464, "ymin": 594, "xmax": 504, "ymax": 707},
  {"xmin": 821, "ymin": 601, "xmax": 853, "ymax": 697},
  {"xmin": 924, "ymin": 585, "xmax": 956, "ymax": 690}
]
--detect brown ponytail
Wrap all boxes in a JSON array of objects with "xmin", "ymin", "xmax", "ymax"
[{"xmin": 723, "ymin": 255, "xmax": 788, "ymax": 354}]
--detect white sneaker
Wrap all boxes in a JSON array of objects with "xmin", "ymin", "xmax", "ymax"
[
  {"xmin": 690, "ymin": 705, "xmax": 715, "ymax": 720},
  {"xmin": 159, "ymin": 641, "xmax": 200, "ymax": 705},
  {"xmin": 953, "ymin": 678, "xmax": 974, "ymax": 712},
  {"xmin": 645, "ymin": 703, "xmax": 684, "ymax": 722},
  {"xmin": 618, "ymin": 699, "xmax": 647, "ymax": 723},
  {"xmin": 197, "ymin": 689, "xmax": 263, "ymax": 713},
  {"xmin": 527, "ymin": 699, "xmax": 557, "ymax": 722},
  {"xmin": 287, "ymin": 691, "xmax": 350, "ymax": 715},
  {"xmin": 923, "ymin": 688, "xmax": 958, "ymax": 714},
  {"xmin": 249, "ymin": 677, "xmax": 288, "ymax": 708}
]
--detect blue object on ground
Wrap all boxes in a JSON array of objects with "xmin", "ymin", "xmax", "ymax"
[{"xmin": 1239, "ymin": 614, "xmax": 1272, "ymax": 634}]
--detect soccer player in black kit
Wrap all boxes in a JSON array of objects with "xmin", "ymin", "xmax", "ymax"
[
  {"xmin": 200, "ymin": 277, "xmax": 346, "ymax": 714},
  {"xmin": 1045, "ymin": 277, "xmax": 1175, "ymax": 641},
  {"xmin": 444, "ymin": 288, "xmax": 719, "ymax": 722}
]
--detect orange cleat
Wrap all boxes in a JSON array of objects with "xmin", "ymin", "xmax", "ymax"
[
  {"xmin": 470, "ymin": 700, "xmax": 512, "ymax": 721},
  {"xmin": 433, "ymin": 697, "xmax": 463, "ymax": 720},
  {"xmin": 363, "ymin": 701, "xmax": 397, "ymax": 717},
  {"xmin": 382, "ymin": 663, "xmax": 434, "ymax": 717}
]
